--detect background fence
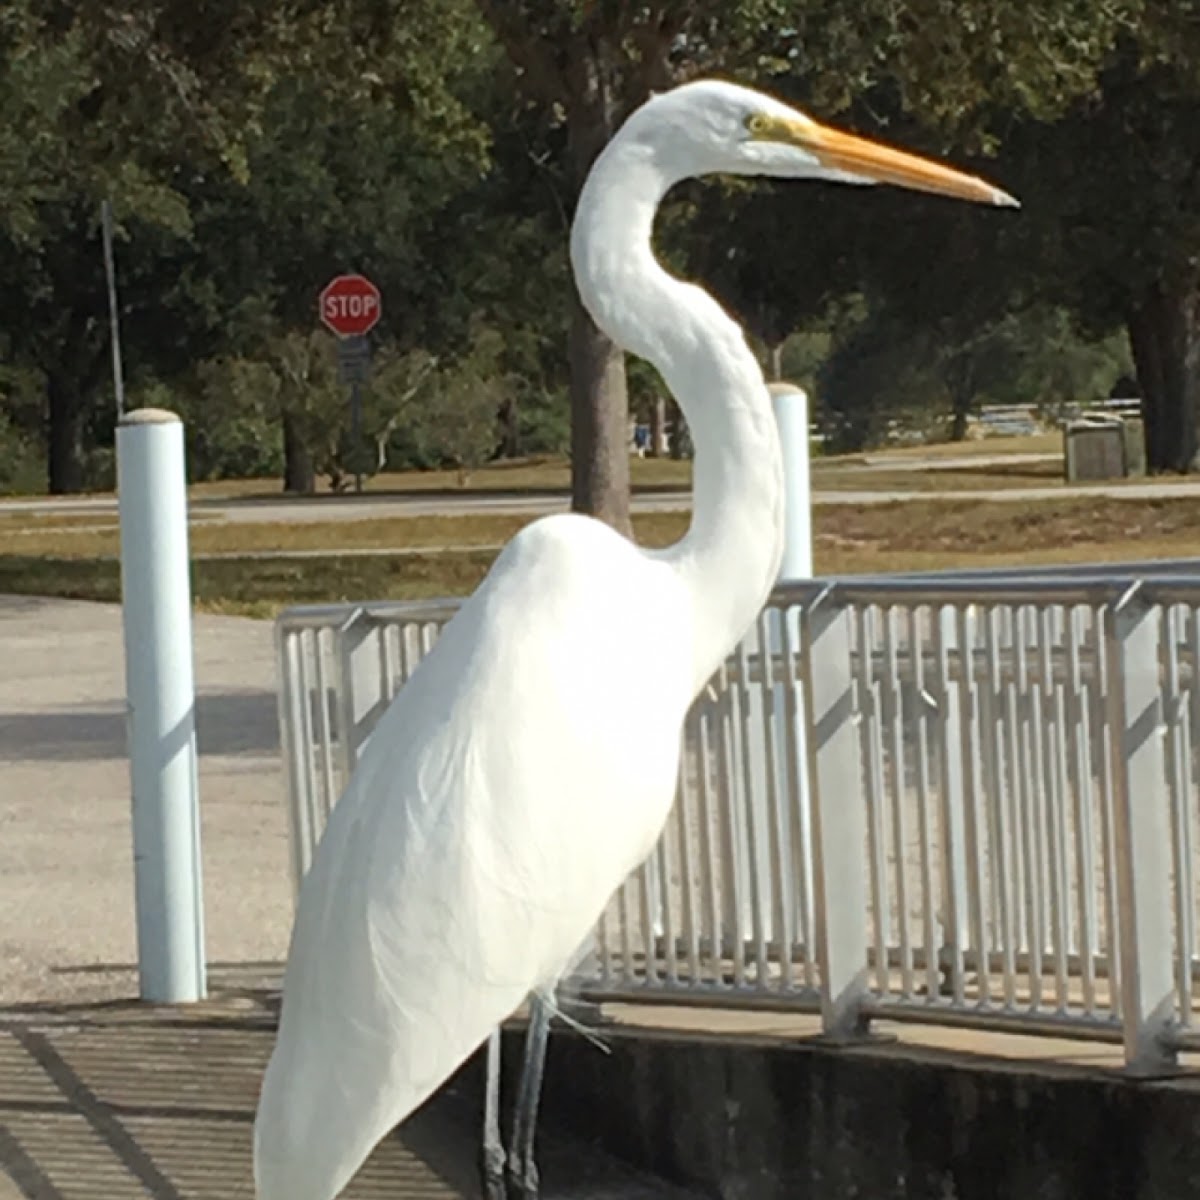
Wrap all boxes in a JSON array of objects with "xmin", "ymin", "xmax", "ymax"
[{"xmin": 276, "ymin": 571, "xmax": 1200, "ymax": 1071}]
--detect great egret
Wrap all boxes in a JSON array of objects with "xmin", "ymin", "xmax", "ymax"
[{"xmin": 253, "ymin": 79, "xmax": 1015, "ymax": 1200}]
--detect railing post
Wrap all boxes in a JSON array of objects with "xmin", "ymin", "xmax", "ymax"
[
  {"xmin": 768, "ymin": 382, "xmax": 813, "ymax": 585},
  {"xmin": 276, "ymin": 621, "xmax": 315, "ymax": 896},
  {"xmin": 738, "ymin": 384, "xmax": 816, "ymax": 948},
  {"xmin": 116, "ymin": 408, "xmax": 206, "ymax": 1003},
  {"xmin": 335, "ymin": 611, "xmax": 386, "ymax": 781},
  {"xmin": 934, "ymin": 606, "xmax": 970, "ymax": 987},
  {"xmin": 1107, "ymin": 585, "xmax": 1177, "ymax": 1073},
  {"xmin": 803, "ymin": 588, "xmax": 870, "ymax": 1037}
]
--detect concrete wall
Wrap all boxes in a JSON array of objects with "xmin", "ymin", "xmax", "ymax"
[{"xmin": 494, "ymin": 1027, "xmax": 1200, "ymax": 1199}]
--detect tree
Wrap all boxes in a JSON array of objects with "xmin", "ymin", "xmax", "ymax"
[
  {"xmin": 416, "ymin": 371, "xmax": 502, "ymax": 485},
  {"xmin": 172, "ymin": 360, "xmax": 282, "ymax": 482},
  {"xmin": 0, "ymin": 0, "xmax": 494, "ymax": 492},
  {"xmin": 365, "ymin": 348, "xmax": 439, "ymax": 474},
  {"xmin": 475, "ymin": 2, "xmax": 793, "ymax": 532},
  {"xmin": 817, "ymin": 302, "xmax": 1130, "ymax": 451},
  {"xmin": 990, "ymin": 28, "xmax": 1200, "ymax": 471},
  {"xmin": 477, "ymin": 0, "xmax": 1139, "ymax": 526}
]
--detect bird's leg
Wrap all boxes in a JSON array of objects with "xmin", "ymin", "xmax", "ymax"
[
  {"xmin": 481, "ymin": 1028, "xmax": 507, "ymax": 1200},
  {"xmin": 506, "ymin": 992, "xmax": 552, "ymax": 1200}
]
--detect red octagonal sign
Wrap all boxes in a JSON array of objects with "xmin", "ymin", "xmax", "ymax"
[{"xmin": 319, "ymin": 273, "xmax": 382, "ymax": 338}]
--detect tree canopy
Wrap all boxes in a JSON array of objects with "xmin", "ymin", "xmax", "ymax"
[{"xmin": 2, "ymin": 0, "xmax": 1194, "ymax": 499}]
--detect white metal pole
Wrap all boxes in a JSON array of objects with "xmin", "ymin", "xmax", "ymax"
[
  {"xmin": 764, "ymin": 382, "xmax": 815, "ymax": 945},
  {"xmin": 117, "ymin": 408, "xmax": 206, "ymax": 1003},
  {"xmin": 768, "ymin": 382, "xmax": 813, "ymax": 582}
]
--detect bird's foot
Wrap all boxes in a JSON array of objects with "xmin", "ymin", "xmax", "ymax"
[
  {"xmin": 481, "ymin": 1141, "xmax": 507, "ymax": 1200},
  {"xmin": 538, "ymin": 992, "xmax": 610, "ymax": 1054},
  {"xmin": 505, "ymin": 1153, "xmax": 539, "ymax": 1200}
]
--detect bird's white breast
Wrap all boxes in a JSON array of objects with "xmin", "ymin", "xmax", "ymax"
[{"xmin": 256, "ymin": 513, "xmax": 698, "ymax": 1200}]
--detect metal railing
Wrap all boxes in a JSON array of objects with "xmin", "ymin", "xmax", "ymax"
[{"xmin": 276, "ymin": 573, "xmax": 1200, "ymax": 1071}]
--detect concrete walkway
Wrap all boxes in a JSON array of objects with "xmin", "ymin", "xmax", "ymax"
[
  {"xmin": 0, "ymin": 990, "xmax": 699, "ymax": 1200},
  {"xmin": 0, "ymin": 595, "xmax": 695, "ymax": 1199},
  {"xmin": 0, "ymin": 595, "xmax": 291, "ymax": 1006}
]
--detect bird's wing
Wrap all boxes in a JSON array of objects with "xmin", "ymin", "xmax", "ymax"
[{"xmin": 254, "ymin": 514, "xmax": 692, "ymax": 1200}]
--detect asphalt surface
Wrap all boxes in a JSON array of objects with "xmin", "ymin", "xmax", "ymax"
[
  {"xmin": 6, "ymin": 449, "xmax": 1200, "ymax": 526},
  {"xmin": 0, "ymin": 491, "xmax": 692, "ymax": 524}
]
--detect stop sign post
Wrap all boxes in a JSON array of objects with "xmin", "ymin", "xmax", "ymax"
[{"xmin": 319, "ymin": 273, "xmax": 382, "ymax": 493}]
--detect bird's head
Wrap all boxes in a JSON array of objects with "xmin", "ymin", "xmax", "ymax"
[{"xmin": 630, "ymin": 79, "xmax": 1017, "ymax": 208}]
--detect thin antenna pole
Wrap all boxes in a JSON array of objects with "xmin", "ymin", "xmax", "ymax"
[{"xmin": 101, "ymin": 199, "xmax": 126, "ymax": 419}]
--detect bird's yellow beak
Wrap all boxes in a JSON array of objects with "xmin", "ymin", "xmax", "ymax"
[{"xmin": 749, "ymin": 113, "xmax": 1019, "ymax": 208}]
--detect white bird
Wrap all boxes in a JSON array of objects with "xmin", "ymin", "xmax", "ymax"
[{"xmin": 253, "ymin": 78, "xmax": 1016, "ymax": 1200}]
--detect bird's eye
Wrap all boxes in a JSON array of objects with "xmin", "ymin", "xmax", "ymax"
[{"xmin": 745, "ymin": 113, "xmax": 770, "ymax": 137}]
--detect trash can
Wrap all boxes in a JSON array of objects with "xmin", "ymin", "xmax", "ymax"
[{"xmin": 1063, "ymin": 413, "xmax": 1145, "ymax": 482}]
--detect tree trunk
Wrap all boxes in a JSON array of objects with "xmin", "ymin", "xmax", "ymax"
[
  {"xmin": 500, "ymin": 396, "xmax": 520, "ymax": 458},
  {"xmin": 1127, "ymin": 282, "xmax": 1200, "ymax": 472},
  {"xmin": 1127, "ymin": 302, "xmax": 1164, "ymax": 469},
  {"xmin": 767, "ymin": 342, "xmax": 784, "ymax": 382},
  {"xmin": 564, "ymin": 44, "xmax": 631, "ymax": 535},
  {"xmin": 649, "ymin": 396, "xmax": 666, "ymax": 458},
  {"xmin": 46, "ymin": 373, "xmax": 85, "ymax": 494},
  {"xmin": 282, "ymin": 411, "xmax": 315, "ymax": 494},
  {"xmin": 569, "ymin": 289, "xmax": 631, "ymax": 533},
  {"xmin": 944, "ymin": 355, "xmax": 974, "ymax": 443},
  {"xmin": 668, "ymin": 399, "xmax": 688, "ymax": 460},
  {"xmin": 950, "ymin": 393, "xmax": 970, "ymax": 442}
]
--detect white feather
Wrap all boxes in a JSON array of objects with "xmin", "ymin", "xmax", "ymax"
[{"xmin": 256, "ymin": 80, "xmax": 807, "ymax": 1200}]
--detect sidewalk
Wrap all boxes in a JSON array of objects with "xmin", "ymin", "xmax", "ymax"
[
  {"xmin": 0, "ymin": 594, "xmax": 292, "ymax": 1006},
  {"xmin": 0, "ymin": 595, "xmax": 695, "ymax": 1199}
]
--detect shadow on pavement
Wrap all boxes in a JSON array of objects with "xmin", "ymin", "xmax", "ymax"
[
  {"xmin": 0, "ymin": 692, "xmax": 280, "ymax": 763},
  {"xmin": 0, "ymin": 980, "xmax": 702, "ymax": 1200}
]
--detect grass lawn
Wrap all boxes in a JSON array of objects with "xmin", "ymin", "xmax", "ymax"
[
  {"xmin": 0, "ymin": 512, "xmax": 690, "ymax": 559},
  {"xmin": 4, "ymin": 494, "xmax": 1200, "ymax": 618},
  {"xmin": 187, "ymin": 455, "xmax": 694, "ymax": 500},
  {"xmin": 810, "ymin": 457, "xmax": 1065, "ymax": 492},
  {"xmin": 2, "ymin": 434, "xmax": 1066, "ymax": 508},
  {"xmin": 0, "ymin": 552, "xmax": 501, "ymax": 619},
  {"xmin": 188, "ymin": 439, "xmax": 1068, "ymax": 499},
  {"xmin": 857, "ymin": 432, "xmax": 1061, "ymax": 460}
]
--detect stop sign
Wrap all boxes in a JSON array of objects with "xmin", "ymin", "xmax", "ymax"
[{"xmin": 319, "ymin": 273, "xmax": 382, "ymax": 337}]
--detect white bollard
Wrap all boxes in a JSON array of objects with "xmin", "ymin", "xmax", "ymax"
[
  {"xmin": 769, "ymin": 384, "xmax": 815, "ymax": 949},
  {"xmin": 768, "ymin": 383, "xmax": 813, "ymax": 582},
  {"xmin": 117, "ymin": 408, "xmax": 206, "ymax": 1003},
  {"xmin": 733, "ymin": 384, "xmax": 815, "ymax": 948}
]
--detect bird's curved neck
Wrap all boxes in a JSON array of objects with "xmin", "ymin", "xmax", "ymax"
[{"xmin": 571, "ymin": 139, "xmax": 784, "ymax": 694}]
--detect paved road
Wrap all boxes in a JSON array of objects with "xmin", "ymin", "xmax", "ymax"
[
  {"xmin": 815, "ymin": 480, "xmax": 1200, "ymax": 504},
  {"xmin": 8, "ymin": 457, "xmax": 1200, "ymax": 526},
  {"xmin": 0, "ymin": 491, "xmax": 693, "ymax": 523},
  {"xmin": 9, "ymin": 478, "xmax": 1200, "ymax": 527}
]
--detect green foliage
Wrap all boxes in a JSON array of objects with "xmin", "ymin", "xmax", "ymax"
[
  {"xmin": 364, "ymin": 347, "xmax": 440, "ymax": 472},
  {"xmin": 251, "ymin": 331, "xmax": 350, "ymax": 490},
  {"xmin": 0, "ymin": 0, "xmax": 1188, "ymax": 492},
  {"xmin": 170, "ymin": 362, "xmax": 284, "ymax": 482},
  {"xmin": 0, "ymin": 410, "xmax": 41, "ymax": 494},
  {"xmin": 417, "ymin": 378, "xmax": 501, "ymax": 484},
  {"xmin": 0, "ymin": 0, "xmax": 499, "ymax": 493},
  {"xmin": 817, "ymin": 304, "xmax": 1132, "ymax": 451}
]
